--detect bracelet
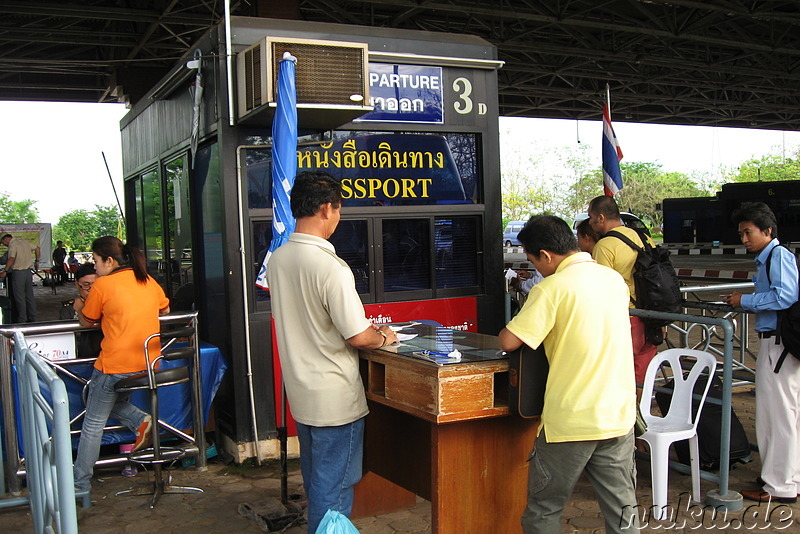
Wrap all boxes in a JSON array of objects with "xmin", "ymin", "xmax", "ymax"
[{"xmin": 377, "ymin": 329, "xmax": 388, "ymax": 347}]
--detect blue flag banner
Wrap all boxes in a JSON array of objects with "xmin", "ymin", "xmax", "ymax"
[
  {"xmin": 255, "ymin": 52, "xmax": 298, "ymax": 289},
  {"xmin": 602, "ymin": 102, "xmax": 623, "ymax": 197}
]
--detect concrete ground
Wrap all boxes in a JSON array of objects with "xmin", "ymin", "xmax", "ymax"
[{"xmin": 1, "ymin": 281, "xmax": 795, "ymax": 533}]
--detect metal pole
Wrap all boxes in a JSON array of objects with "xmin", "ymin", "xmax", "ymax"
[
  {"xmin": 234, "ymin": 145, "xmax": 265, "ymax": 463},
  {"xmin": 101, "ymin": 151, "xmax": 125, "ymax": 222},
  {"xmin": 224, "ymin": 0, "xmax": 236, "ymax": 126},
  {"xmin": 190, "ymin": 315, "xmax": 207, "ymax": 470},
  {"xmin": 0, "ymin": 337, "xmax": 21, "ymax": 494}
]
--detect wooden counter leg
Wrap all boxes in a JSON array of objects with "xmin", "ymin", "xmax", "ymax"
[
  {"xmin": 353, "ymin": 403, "xmax": 427, "ymax": 517},
  {"xmin": 430, "ymin": 416, "xmax": 538, "ymax": 534},
  {"xmin": 351, "ymin": 471, "xmax": 417, "ymax": 518}
]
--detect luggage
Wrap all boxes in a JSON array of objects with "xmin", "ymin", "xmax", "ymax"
[
  {"xmin": 655, "ymin": 373, "xmax": 752, "ymax": 470},
  {"xmin": 507, "ymin": 343, "xmax": 548, "ymax": 418}
]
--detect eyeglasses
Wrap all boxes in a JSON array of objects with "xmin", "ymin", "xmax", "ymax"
[{"xmin": 77, "ymin": 281, "xmax": 93, "ymax": 290}]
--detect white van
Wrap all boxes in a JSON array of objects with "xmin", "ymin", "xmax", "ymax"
[{"xmin": 503, "ymin": 221, "xmax": 526, "ymax": 247}]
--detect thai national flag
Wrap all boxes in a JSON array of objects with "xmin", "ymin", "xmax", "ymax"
[{"xmin": 602, "ymin": 103, "xmax": 623, "ymax": 197}]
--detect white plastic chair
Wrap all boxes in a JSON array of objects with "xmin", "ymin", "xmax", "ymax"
[{"xmin": 638, "ymin": 348, "xmax": 718, "ymax": 521}]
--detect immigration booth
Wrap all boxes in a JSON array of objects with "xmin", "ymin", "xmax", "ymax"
[{"xmin": 119, "ymin": 16, "xmax": 533, "ymax": 528}]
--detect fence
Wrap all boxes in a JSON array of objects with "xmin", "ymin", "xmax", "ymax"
[
  {"xmin": 1, "ymin": 312, "xmax": 206, "ymax": 495},
  {"xmin": 0, "ymin": 331, "xmax": 78, "ymax": 534}
]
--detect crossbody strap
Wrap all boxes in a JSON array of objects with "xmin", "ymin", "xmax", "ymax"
[
  {"xmin": 763, "ymin": 244, "xmax": 792, "ymax": 373},
  {"xmin": 602, "ymin": 230, "xmax": 643, "ymax": 307},
  {"xmin": 604, "ymin": 229, "xmax": 648, "ymax": 253}
]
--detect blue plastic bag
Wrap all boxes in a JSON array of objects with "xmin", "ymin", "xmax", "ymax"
[{"xmin": 314, "ymin": 510, "xmax": 359, "ymax": 534}]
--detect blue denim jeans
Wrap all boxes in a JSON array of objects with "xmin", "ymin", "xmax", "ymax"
[
  {"xmin": 73, "ymin": 368, "xmax": 148, "ymax": 491},
  {"xmin": 296, "ymin": 417, "xmax": 365, "ymax": 534}
]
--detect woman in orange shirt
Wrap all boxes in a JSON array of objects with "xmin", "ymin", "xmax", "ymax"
[{"xmin": 72, "ymin": 236, "xmax": 170, "ymax": 492}]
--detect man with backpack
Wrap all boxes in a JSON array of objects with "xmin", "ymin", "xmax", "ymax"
[
  {"xmin": 723, "ymin": 202, "xmax": 799, "ymax": 504},
  {"xmin": 588, "ymin": 196, "xmax": 659, "ymax": 394}
]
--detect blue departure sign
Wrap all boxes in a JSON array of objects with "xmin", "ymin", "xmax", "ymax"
[{"xmin": 356, "ymin": 64, "xmax": 444, "ymax": 124}]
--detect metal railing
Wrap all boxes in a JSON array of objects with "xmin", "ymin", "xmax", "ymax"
[
  {"xmin": 0, "ymin": 312, "xmax": 206, "ymax": 495},
  {"xmin": 672, "ymin": 282, "xmax": 756, "ymax": 386},
  {"xmin": 633, "ymin": 307, "xmax": 743, "ymax": 512},
  {"xmin": 0, "ymin": 332, "xmax": 78, "ymax": 534}
]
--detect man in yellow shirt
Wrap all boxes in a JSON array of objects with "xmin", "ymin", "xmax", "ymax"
[
  {"xmin": 500, "ymin": 215, "xmax": 639, "ymax": 534},
  {"xmin": 588, "ymin": 196, "xmax": 657, "ymax": 390}
]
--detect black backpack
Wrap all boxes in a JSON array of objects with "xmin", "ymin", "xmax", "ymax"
[
  {"xmin": 604, "ymin": 229, "xmax": 683, "ymax": 332},
  {"xmin": 764, "ymin": 245, "xmax": 800, "ymax": 372}
]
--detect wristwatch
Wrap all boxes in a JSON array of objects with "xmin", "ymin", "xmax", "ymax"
[{"xmin": 377, "ymin": 329, "xmax": 388, "ymax": 346}]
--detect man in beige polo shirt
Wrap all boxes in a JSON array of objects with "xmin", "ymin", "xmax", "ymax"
[
  {"xmin": 1, "ymin": 233, "xmax": 40, "ymax": 322},
  {"xmin": 267, "ymin": 171, "xmax": 398, "ymax": 533}
]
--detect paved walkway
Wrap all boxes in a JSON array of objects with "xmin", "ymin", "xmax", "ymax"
[{"xmin": 1, "ymin": 282, "xmax": 796, "ymax": 532}]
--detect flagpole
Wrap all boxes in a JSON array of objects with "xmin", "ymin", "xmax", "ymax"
[{"xmin": 606, "ymin": 83, "xmax": 611, "ymax": 121}]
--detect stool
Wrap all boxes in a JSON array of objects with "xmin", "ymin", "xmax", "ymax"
[{"xmin": 114, "ymin": 325, "xmax": 203, "ymax": 508}]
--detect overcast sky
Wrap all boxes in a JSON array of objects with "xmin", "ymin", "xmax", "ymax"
[
  {"xmin": 500, "ymin": 115, "xmax": 800, "ymax": 177},
  {"xmin": 1, "ymin": 101, "xmax": 799, "ymax": 224},
  {"xmin": 0, "ymin": 101, "xmax": 127, "ymax": 225}
]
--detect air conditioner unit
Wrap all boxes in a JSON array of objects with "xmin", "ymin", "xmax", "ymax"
[{"xmin": 236, "ymin": 36, "xmax": 372, "ymax": 130}]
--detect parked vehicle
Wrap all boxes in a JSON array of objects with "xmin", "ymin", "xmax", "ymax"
[
  {"xmin": 572, "ymin": 212, "xmax": 650, "ymax": 237},
  {"xmin": 503, "ymin": 221, "xmax": 526, "ymax": 247}
]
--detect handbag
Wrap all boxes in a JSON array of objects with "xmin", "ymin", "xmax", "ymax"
[
  {"xmin": 507, "ymin": 343, "xmax": 548, "ymax": 418},
  {"xmin": 315, "ymin": 510, "xmax": 359, "ymax": 534}
]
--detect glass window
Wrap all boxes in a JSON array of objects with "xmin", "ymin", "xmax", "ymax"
[
  {"xmin": 140, "ymin": 169, "xmax": 165, "ymax": 286},
  {"xmin": 382, "ymin": 219, "xmax": 430, "ymax": 292},
  {"xmin": 165, "ymin": 156, "xmax": 194, "ymax": 310},
  {"xmin": 252, "ymin": 221, "xmax": 272, "ymax": 302},
  {"xmin": 435, "ymin": 217, "xmax": 480, "ymax": 289},
  {"xmin": 193, "ymin": 144, "xmax": 226, "ymax": 339},
  {"xmin": 329, "ymin": 220, "xmax": 370, "ymax": 295},
  {"xmin": 245, "ymin": 148, "xmax": 273, "ymax": 210}
]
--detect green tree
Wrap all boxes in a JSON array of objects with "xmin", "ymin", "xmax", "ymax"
[
  {"xmin": 0, "ymin": 192, "xmax": 39, "ymax": 223},
  {"xmin": 558, "ymin": 144, "xmax": 601, "ymax": 218},
  {"xmin": 500, "ymin": 136, "xmax": 553, "ymax": 224},
  {"xmin": 724, "ymin": 147, "xmax": 800, "ymax": 182},
  {"xmin": 94, "ymin": 205, "xmax": 124, "ymax": 237},
  {"xmin": 53, "ymin": 204, "xmax": 123, "ymax": 250},
  {"xmin": 615, "ymin": 162, "xmax": 703, "ymax": 229},
  {"xmin": 567, "ymin": 169, "xmax": 604, "ymax": 217},
  {"xmin": 53, "ymin": 209, "xmax": 95, "ymax": 250}
]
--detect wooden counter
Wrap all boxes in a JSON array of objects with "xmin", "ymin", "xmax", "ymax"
[{"xmin": 353, "ymin": 328, "xmax": 539, "ymax": 534}]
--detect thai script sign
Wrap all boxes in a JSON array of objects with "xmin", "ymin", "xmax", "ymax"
[
  {"xmin": 356, "ymin": 64, "xmax": 444, "ymax": 124},
  {"xmin": 297, "ymin": 134, "xmax": 469, "ymax": 206}
]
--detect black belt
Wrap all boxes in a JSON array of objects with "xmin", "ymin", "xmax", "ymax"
[{"xmin": 758, "ymin": 331, "xmax": 777, "ymax": 339}]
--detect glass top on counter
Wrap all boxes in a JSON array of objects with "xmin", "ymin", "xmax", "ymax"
[{"xmin": 375, "ymin": 322, "xmax": 506, "ymax": 365}]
